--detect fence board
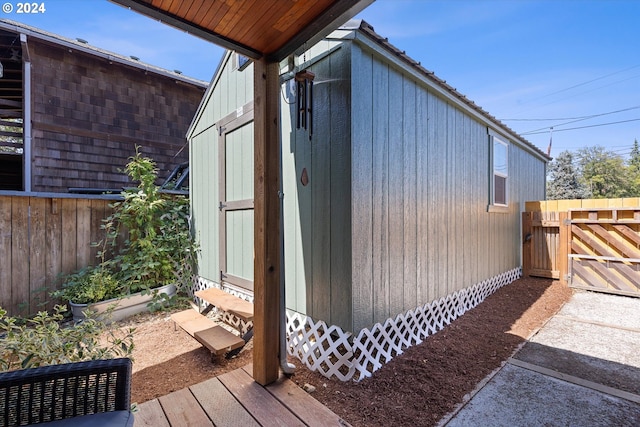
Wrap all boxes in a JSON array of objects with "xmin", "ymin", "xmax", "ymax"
[
  {"xmin": 0, "ymin": 194, "xmax": 121, "ymax": 316},
  {"xmin": 45, "ymin": 198, "xmax": 62, "ymax": 312},
  {"xmin": 0, "ymin": 196, "xmax": 11, "ymax": 310},
  {"xmin": 61, "ymin": 198, "xmax": 77, "ymax": 273},
  {"xmin": 29, "ymin": 197, "xmax": 47, "ymax": 311},
  {"xmin": 76, "ymin": 199, "xmax": 91, "ymax": 268},
  {"xmin": 11, "ymin": 197, "xmax": 29, "ymax": 315}
]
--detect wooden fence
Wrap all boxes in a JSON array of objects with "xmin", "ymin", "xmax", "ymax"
[
  {"xmin": 0, "ymin": 193, "xmax": 122, "ymax": 316},
  {"xmin": 523, "ymin": 198, "xmax": 640, "ymax": 297}
]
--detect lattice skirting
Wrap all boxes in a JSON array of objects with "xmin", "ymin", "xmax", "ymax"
[
  {"xmin": 286, "ymin": 267, "xmax": 522, "ymax": 381},
  {"xmin": 193, "ymin": 267, "xmax": 521, "ymax": 381}
]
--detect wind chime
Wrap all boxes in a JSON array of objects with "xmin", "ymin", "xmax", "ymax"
[{"xmin": 295, "ymin": 70, "xmax": 315, "ymax": 140}]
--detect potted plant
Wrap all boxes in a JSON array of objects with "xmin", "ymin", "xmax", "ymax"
[{"xmin": 52, "ymin": 148, "xmax": 195, "ymax": 322}]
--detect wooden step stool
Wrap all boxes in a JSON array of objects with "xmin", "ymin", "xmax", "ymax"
[{"xmin": 171, "ymin": 309, "xmax": 245, "ymax": 358}]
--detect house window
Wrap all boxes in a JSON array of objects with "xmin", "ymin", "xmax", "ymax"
[{"xmin": 489, "ymin": 131, "xmax": 509, "ymax": 212}]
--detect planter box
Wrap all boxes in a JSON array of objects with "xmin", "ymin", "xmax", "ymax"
[{"xmin": 69, "ymin": 284, "xmax": 177, "ymax": 323}]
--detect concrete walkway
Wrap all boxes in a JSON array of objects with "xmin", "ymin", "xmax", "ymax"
[{"xmin": 442, "ymin": 290, "xmax": 640, "ymax": 426}]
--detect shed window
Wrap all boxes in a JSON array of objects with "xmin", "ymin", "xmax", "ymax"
[{"xmin": 490, "ymin": 134, "xmax": 508, "ymax": 210}]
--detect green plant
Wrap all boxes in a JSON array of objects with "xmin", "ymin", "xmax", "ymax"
[
  {"xmin": 0, "ymin": 306, "xmax": 134, "ymax": 372},
  {"xmin": 107, "ymin": 147, "xmax": 198, "ymax": 295},
  {"xmin": 51, "ymin": 266, "xmax": 122, "ymax": 305},
  {"xmin": 51, "ymin": 147, "xmax": 198, "ymax": 311}
]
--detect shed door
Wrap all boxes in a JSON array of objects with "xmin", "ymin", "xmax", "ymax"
[{"xmin": 218, "ymin": 103, "xmax": 254, "ymax": 291}]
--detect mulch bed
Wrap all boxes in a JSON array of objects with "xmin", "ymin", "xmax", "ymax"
[{"xmin": 126, "ymin": 277, "xmax": 571, "ymax": 426}]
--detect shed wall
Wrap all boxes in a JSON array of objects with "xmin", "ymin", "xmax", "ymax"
[
  {"xmin": 190, "ymin": 53, "xmax": 254, "ymax": 284},
  {"xmin": 29, "ymin": 39, "xmax": 204, "ymax": 192},
  {"xmin": 350, "ymin": 43, "xmax": 546, "ymax": 332},
  {"xmin": 282, "ymin": 43, "xmax": 353, "ymax": 330}
]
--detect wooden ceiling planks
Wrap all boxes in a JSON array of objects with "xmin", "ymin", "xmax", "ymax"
[{"xmin": 111, "ymin": 0, "xmax": 372, "ymax": 60}]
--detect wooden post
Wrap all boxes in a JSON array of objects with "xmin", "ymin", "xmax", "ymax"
[
  {"xmin": 522, "ymin": 211, "xmax": 532, "ymax": 278},
  {"xmin": 252, "ymin": 58, "xmax": 281, "ymax": 385},
  {"xmin": 558, "ymin": 211, "xmax": 569, "ymax": 285}
]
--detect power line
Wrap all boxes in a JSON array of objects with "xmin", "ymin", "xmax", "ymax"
[
  {"xmin": 520, "ymin": 105, "xmax": 640, "ymax": 135},
  {"xmin": 512, "ymin": 64, "xmax": 640, "ymax": 114},
  {"xmin": 523, "ymin": 118, "xmax": 640, "ymax": 135},
  {"xmin": 504, "ymin": 105, "xmax": 640, "ymax": 125}
]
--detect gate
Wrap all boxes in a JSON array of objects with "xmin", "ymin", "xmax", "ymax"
[{"xmin": 523, "ymin": 200, "xmax": 640, "ymax": 298}]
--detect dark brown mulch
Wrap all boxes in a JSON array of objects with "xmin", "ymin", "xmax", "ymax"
[
  {"xmin": 123, "ymin": 277, "xmax": 571, "ymax": 426},
  {"xmin": 288, "ymin": 277, "xmax": 572, "ymax": 426}
]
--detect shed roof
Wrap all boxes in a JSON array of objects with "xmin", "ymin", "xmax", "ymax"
[{"xmin": 343, "ymin": 19, "xmax": 549, "ymax": 162}]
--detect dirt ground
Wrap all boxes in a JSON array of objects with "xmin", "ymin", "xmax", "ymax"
[{"xmin": 115, "ymin": 277, "xmax": 571, "ymax": 426}]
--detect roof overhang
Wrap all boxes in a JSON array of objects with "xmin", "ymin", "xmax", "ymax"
[{"xmin": 109, "ymin": 0, "xmax": 374, "ymax": 62}]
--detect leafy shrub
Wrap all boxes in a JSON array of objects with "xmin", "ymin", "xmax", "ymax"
[
  {"xmin": 53, "ymin": 147, "xmax": 198, "ymax": 308},
  {"xmin": 0, "ymin": 306, "xmax": 134, "ymax": 372}
]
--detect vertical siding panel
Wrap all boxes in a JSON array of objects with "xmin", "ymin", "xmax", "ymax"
[
  {"xmin": 445, "ymin": 105, "xmax": 456, "ymax": 295},
  {"xmin": 310, "ymin": 55, "xmax": 331, "ymax": 321},
  {"xmin": 296, "ymin": 92, "xmax": 312, "ymax": 314},
  {"xmin": 474, "ymin": 124, "xmax": 491, "ymax": 283},
  {"xmin": 387, "ymin": 67, "xmax": 404, "ymax": 317},
  {"xmin": 329, "ymin": 44, "xmax": 352, "ymax": 330},
  {"xmin": 454, "ymin": 109, "xmax": 465, "ymax": 289},
  {"xmin": 0, "ymin": 197, "xmax": 12, "ymax": 309},
  {"xmin": 416, "ymin": 88, "xmax": 429, "ymax": 305},
  {"xmin": 432, "ymin": 96, "xmax": 447, "ymax": 299},
  {"xmin": 402, "ymin": 78, "xmax": 417, "ymax": 310},
  {"xmin": 350, "ymin": 45, "xmax": 373, "ymax": 332},
  {"xmin": 371, "ymin": 58, "xmax": 390, "ymax": 323},
  {"xmin": 281, "ymin": 80, "xmax": 301, "ymax": 313}
]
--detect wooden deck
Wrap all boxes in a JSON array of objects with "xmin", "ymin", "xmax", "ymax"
[{"xmin": 133, "ymin": 365, "xmax": 349, "ymax": 426}]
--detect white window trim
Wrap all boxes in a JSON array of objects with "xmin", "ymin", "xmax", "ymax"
[{"xmin": 488, "ymin": 130, "xmax": 509, "ymax": 213}]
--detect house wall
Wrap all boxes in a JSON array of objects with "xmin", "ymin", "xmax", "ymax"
[
  {"xmin": 349, "ymin": 41, "xmax": 546, "ymax": 332},
  {"xmin": 189, "ymin": 53, "xmax": 253, "ymax": 284},
  {"xmin": 29, "ymin": 38, "xmax": 205, "ymax": 192}
]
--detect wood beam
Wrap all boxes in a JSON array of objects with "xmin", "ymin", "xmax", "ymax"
[{"xmin": 252, "ymin": 58, "xmax": 281, "ymax": 385}]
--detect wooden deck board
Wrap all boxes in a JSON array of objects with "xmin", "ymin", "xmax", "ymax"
[
  {"xmin": 158, "ymin": 387, "xmax": 213, "ymax": 426},
  {"xmin": 190, "ymin": 377, "xmax": 260, "ymax": 427},
  {"xmin": 135, "ymin": 366, "xmax": 344, "ymax": 426},
  {"xmin": 134, "ymin": 399, "xmax": 170, "ymax": 427},
  {"xmin": 266, "ymin": 375, "xmax": 349, "ymax": 427},
  {"xmin": 218, "ymin": 368, "xmax": 305, "ymax": 426}
]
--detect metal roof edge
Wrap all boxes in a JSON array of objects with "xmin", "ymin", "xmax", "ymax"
[
  {"xmin": 0, "ymin": 19, "xmax": 209, "ymax": 88},
  {"xmin": 348, "ymin": 20, "xmax": 550, "ymax": 162}
]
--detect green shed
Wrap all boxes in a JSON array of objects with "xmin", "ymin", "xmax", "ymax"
[{"xmin": 187, "ymin": 20, "xmax": 548, "ymax": 381}]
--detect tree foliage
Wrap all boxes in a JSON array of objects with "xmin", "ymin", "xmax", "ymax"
[
  {"xmin": 546, "ymin": 151, "xmax": 587, "ymax": 200},
  {"xmin": 546, "ymin": 142, "xmax": 640, "ymax": 199}
]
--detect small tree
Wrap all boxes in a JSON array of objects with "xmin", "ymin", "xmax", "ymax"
[
  {"xmin": 577, "ymin": 146, "xmax": 630, "ymax": 198},
  {"xmin": 546, "ymin": 150, "xmax": 587, "ymax": 200}
]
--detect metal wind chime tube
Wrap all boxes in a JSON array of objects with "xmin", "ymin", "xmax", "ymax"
[{"xmin": 295, "ymin": 70, "xmax": 315, "ymax": 140}]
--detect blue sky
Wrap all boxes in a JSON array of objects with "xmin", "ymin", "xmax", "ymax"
[{"xmin": 7, "ymin": 0, "xmax": 639, "ymax": 159}]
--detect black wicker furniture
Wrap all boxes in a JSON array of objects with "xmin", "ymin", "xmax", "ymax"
[{"xmin": 0, "ymin": 358, "xmax": 133, "ymax": 427}]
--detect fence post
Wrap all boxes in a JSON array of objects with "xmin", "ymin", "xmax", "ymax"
[
  {"xmin": 558, "ymin": 211, "xmax": 569, "ymax": 285},
  {"xmin": 522, "ymin": 211, "xmax": 532, "ymax": 278}
]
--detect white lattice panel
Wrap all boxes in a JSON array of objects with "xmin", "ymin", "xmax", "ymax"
[{"xmin": 285, "ymin": 267, "xmax": 522, "ymax": 382}]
